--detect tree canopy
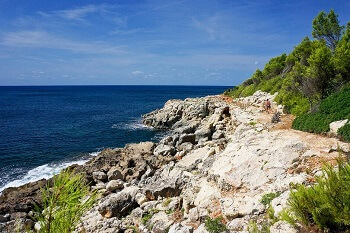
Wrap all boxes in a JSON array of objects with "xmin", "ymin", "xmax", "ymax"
[{"xmin": 312, "ymin": 9, "xmax": 344, "ymax": 51}]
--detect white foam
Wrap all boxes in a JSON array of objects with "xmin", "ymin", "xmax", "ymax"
[
  {"xmin": 112, "ymin": 121, "xmax": 153, "ymax": 131},
  {"xmin": 0, "ymin": 151, "xmax": 100, "ymax": 194}
]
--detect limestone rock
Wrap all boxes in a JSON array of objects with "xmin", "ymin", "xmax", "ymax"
[
  {"xmin": 212, "ymin": 130, "xmax": 225, "ymax": 140},
  {"xmin": 330, "ymin": 119, "xmax": 348, "ymax": 136},
  {"xmin": 98, "ymin": 191, "xmax": 137, "ymax": 218},
  {"xmin": 149, "ymin": 211, "xmax": 174, "ymax": 233},
  {"xmin": 92, "ymin": 171, "xmax": 107, "ymax": 182},
  {"xmin": 106, "ymin": 180, "xmax": 124, "ymax": 192},
  {"xmin": 154, "ymin": 144, "xmax": 176, "ymax": 156},
  {"xmin": 168, "ymin": 223, "xmax": 193, "ymax": 233},
  {"xmin": 270, "ymin": 221, "xmax": 297, "ymax": 233},
  {"xmin": 195, "ymin": 127, "xmax": 212, "ymax": 142},
  {"xmin": 179, "ymin": 134, "xmax": 196, "ymax": 145},
  {"xmin": 107, "ymin": 167, "xmax": 123, "ymax": 181},
  {"xmin": 144, "ymin": 178, "xmax": 182, "ymax": 200}
]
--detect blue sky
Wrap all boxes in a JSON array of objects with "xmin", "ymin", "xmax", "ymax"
[{"xmin": 0, "ymin": 0, "xmax": 349, "ymax": 86}]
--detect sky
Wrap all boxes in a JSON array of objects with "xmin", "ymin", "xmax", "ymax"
[{"xmin": 0, "ymin": 0, "xmax": 350, "ymax": 86}]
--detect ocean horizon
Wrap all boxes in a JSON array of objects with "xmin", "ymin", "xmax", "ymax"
[{"xmin": 0, "ymin": 85, "xmax": 229, "ymax": 192}]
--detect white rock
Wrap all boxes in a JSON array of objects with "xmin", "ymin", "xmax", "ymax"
[
  {"xmin": 34, "ymin": 222, "xmax": 41, "ymax": 231},
  {"xmin": 270, "ymin": 221, "xmax": 297, "ymax": 233},
  {"xmin": 188, "ymin": 207, "xmax": 199, "ymax": 222},
  {"xmin": 135, "ymin": 193, "xmax": 148, "ymax": 206},
  {"xmin": 168, "ymin": 223, "xmax": 193, "ymax": 233},
  {"xmin": 330, "ymin": 119, "xmax": 348, "ymax": 136}
]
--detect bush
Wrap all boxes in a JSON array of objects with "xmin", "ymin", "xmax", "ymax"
[
  {"xmin": 292, "ymin": 88, "xmax": 350, "ymax": 134},
  {"xmin": 34, "ymin": 170, "xmax": 97, "ymax": 233},
  {"xmin": 260, "ymin": 192, "xmax": 281, "ymax": 206},
  {"xmin": 292, "ymin": 112, "xmax": 330, "ymax": 133},
  {"xmin": 287, "ymin": 159, "xmax": 350, "ymax": 231},
  {"xmin": 338, "ymin": 123, "xmax": 350, "ymax": 142},
  {"xmin": 205, "ymin": 216, "xmax": 227, "ymax": 233}
]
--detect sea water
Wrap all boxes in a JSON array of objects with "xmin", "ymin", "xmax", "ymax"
[{"xmin": 0, "ymin": 85, "xmax": 229, "ymax": 192}]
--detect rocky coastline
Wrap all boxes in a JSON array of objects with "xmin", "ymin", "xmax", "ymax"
[{"xmin": 1, "ymin": 91, "xmax": 349, "ymax": 233}]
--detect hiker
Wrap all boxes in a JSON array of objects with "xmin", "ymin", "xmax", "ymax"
[{"xmin": 265, "ymin": 99, "xmax": 271, "ymax": 113}]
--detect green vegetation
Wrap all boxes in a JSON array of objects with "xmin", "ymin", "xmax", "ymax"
[
  {"xmin": 292, "ymin": 87, "xmax": 350, "ymax": 139},
  {"xmin": 247, "ymin": 220, "xmax": 270, "ymax": 233},
  {"xmin": 34, "ymin": 170, "xmax": 97, "ymax": 233},
  {"xmin": 260, "ymin": 192, "xmax": 281, "ymax": 206},
  {"xmin": 204, "ymin": 216, "xmax": 227, "ymax": 233},
  {"xmin": 141, "ymin": 213, "xmax": 152, "ymax": 225},
  {"xmin": 285, "ymin": 159, "xmax": 350, "ymax": 231},
  {"xmin": 225, "ymin": 10, "xmax": 350, "ymax": 117},
  {"xmin": 162, "ymin": 198, "xmax": 172, "ymax": 207},
  {"xmin": 141, "ymin": 209, "xmax": 160, "ymax": 225},
  {"xmin": 338, "ymin": 123, "xmax": 350, "ymax": 141}
]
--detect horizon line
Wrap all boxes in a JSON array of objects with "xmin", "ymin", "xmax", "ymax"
[{"xmin": 0, "ymin": 84, "xmax": 234, "ymax": 87}]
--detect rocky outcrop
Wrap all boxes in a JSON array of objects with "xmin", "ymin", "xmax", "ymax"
[{"xmin": 2, "ymin": 91, "xmax": 350, "ymax": 233}]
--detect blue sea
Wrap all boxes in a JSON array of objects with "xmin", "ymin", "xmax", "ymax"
[{"xmin": 0, "ymin": 85, "xmax": 229, "ymax": 192}]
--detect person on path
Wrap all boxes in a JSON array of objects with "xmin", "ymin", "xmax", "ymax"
[{"xmin": 265, "ymin": 99, "xmax": 271, "ymax": 113}]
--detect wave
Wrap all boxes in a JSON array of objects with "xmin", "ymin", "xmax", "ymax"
[
  {"xmin": 0, "ymin": 151, "xmax": 100, "ymax": 194},
  {"xmin": 111, "ymin": 119, "xmax": 153, "ymax": 131}
]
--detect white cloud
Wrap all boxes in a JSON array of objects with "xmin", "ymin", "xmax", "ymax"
[
  {"xmin": 56, "ymin": 5, "xmax": 105, "ymax": 21},
  {"xmin": 132, "ymin": 70, "xmax": 143, "ymax": 75},
  {"xmin": 1, "ymin": 30, "xmax": 126, "ymax": 55}
]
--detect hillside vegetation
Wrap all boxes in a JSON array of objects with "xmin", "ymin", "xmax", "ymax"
[{"xmin": 225, "ymin": 10, "xmax": 350, "ymax": 141}]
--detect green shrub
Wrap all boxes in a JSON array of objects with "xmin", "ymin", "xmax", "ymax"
[
  {"xmin": 247, "ymin": 220, "xmax": 270, "ymax": 233},
  {"xmin": 260, "ymin": 192, "xmax": 281, "ymax": 206},
  {"xmin": 205, "ymin": 216, "xmax": 227, "ymax": 233},
  {"xmin": 287, "ymin": 160, "xmax": 350, "ymax": 231},
  {"xmin": 338, "ymin": 123, "xmax": 350, "ymax": 142},
  {"xmin": 34, "ymin": 170, "xmax": 97, "ymax": 233},
  {"xmin": 292, "ymin": 88, "xmax": 350, "ymax": 134}
]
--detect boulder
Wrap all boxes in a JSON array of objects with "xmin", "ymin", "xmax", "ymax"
[
  {"xmin": 144, "ymin": 178, "xmax": 182, "ymax": 200},
  {"xmin": 149, "ymin": 211, "xmax": 174, "ymax": 233},
  {"xmin": 194, "ymin": 127, "xmax": 212, "ymax": 142},
  {"xmin": 107, "ymin": 167, "xmax": 123, "ymax": 181},
  {"xmin": 154, "ymin": 144, "xmax": 176, "ymax": 156},
  {"xmin": 106, "ymin": 180, "xmax": 124, "ymax": 192},
  {"xmin": 178, "ymin": 134, "xmax": 196, "ymax": 145},
  {"xmin": 92, "ymin": 171, "xmax": 107, "ymax": 182},
  {"xmin": 98, "ymin": 191, "xmax": 137, "ymax": 218},
  {"xmin": 212, "ymin": 130, "xmax": 225, "ymax": 140},
  {"xmin": 177, "ymin": 142, "xmax": 194, "ymax": 152},
  {"xmin": 330, "ymin": 119, "xmax": 348, "ymax": 136}
]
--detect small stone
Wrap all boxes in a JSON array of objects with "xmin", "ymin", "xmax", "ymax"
[
  {"xmin": 0, "ymin": 214, "xmax": 9, "ymax": 223},
  {"xmin": 135, "ymin": 193, "xmax": 148, "ymax": 205},
  {"xmin": 188, "ymin": 207, "xmax": 199, "ymax": 222},
  {"xmin": 34, "ymin": 222, "xmax": 42, "ymax": 231}
]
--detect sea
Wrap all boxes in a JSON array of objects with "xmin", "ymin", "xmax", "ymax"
[{"xmin": 0, "ymin": 85, "xmax": 229, "ymax": 192}]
